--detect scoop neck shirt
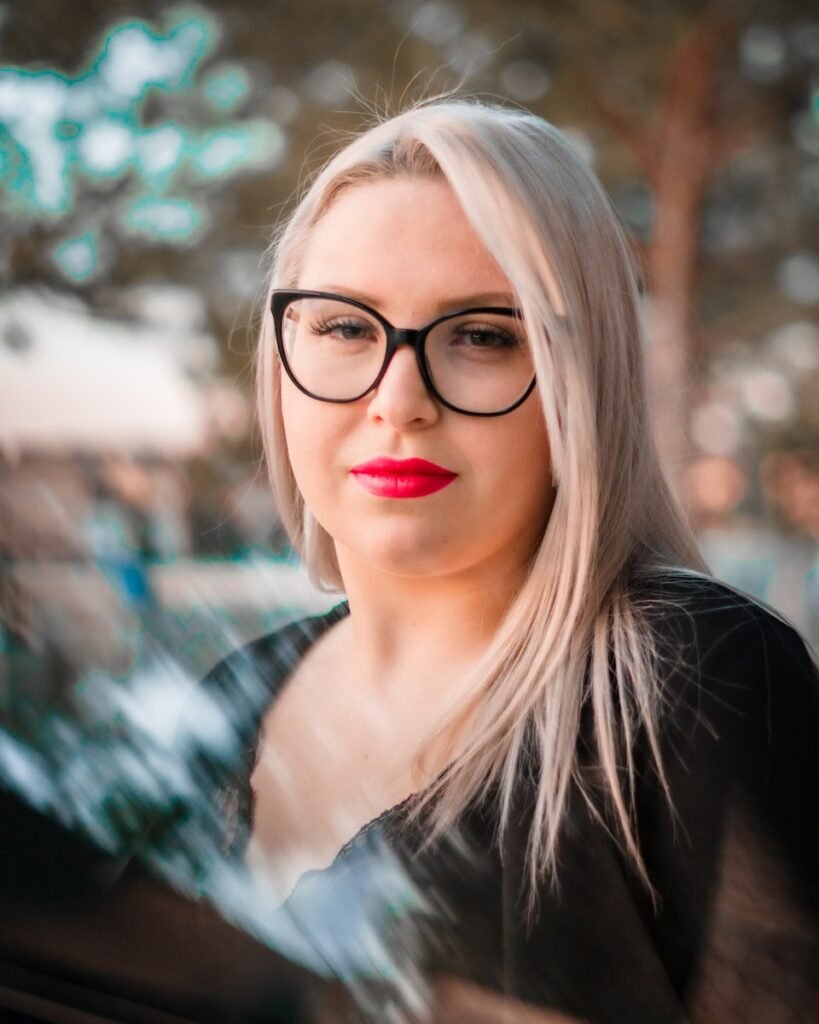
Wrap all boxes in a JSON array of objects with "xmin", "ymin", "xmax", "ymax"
[{"xmin": 196, "ymin": 571, "xmax": 819, "ymax": 1023}]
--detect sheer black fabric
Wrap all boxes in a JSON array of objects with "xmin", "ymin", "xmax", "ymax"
[{"xmin": 199, "ymin": 573, "xmax": 819, "ymax": 1023}]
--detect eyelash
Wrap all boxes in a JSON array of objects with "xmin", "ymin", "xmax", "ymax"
[
  {"xmin": 451, "ymin": 325, "xmax": 519, "ymax": 348},
  {"xmin": 309, "ymin": 319, "xmax": 520, "ymax": 347},
  {"xmin": 311, "ymin": 317, "xmax": 375, "ymax": 337}
]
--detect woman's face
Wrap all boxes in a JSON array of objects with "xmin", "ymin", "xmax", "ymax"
[{"xmin": 280, "ymin": 177, "xmax": 555, "ymax": 584}]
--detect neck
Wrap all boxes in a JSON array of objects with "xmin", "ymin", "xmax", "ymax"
[
  {"xmin": 328, "ymin": 544, "xmax": 537, "ymax": 791},
  {"xmin": 333, "ymin": 545, "xmax": 529, "ymax": 701}
]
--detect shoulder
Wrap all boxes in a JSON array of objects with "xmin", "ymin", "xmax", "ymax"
[
  {"xmin": 200, "ymin": 600, "xmax": 350, "ymax": 713},
  {"xmin": 631, "ymin": 568, "xmax": 817, "ymax": 704},
  {"xmin": 173, "ymin": 600, "xmax": 350, "ymax": 859},
  {"xmin": 632, "ymin": 569, "xmax": 819, "ymax": 754},
  {"xmin": 190, "ymin": 600, "xmax": 350, "ymax": 770},
  {"xmin": 625, "ymin": 573, "xmax": 819, "ymax": 1002},
  {"xmin": 631, "ymin": 570, "xmax": 819, "ymax": 863},
  {"xmin": 632, "ymin": 566, "xmax": 802, "ymax": 637}
]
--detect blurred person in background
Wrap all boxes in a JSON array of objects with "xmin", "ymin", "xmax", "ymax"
[{"xmin": 197, "ymin": 99, "xmax": 819, "ymax": 1023}]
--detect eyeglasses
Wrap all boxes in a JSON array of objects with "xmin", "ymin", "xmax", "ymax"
[{"xmin": 270, "ymin": 289, "xmax": 537, "ymax": 417}]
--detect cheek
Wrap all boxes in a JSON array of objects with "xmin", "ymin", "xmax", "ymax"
[
  {"xmin": 484, "ymin": 411, "xmax": 553, "ymax": 520},
  {"xmin": 280, "ymin": 385, "xmax": 323, "ymax": 495},
  {"xmin": 492, "ymin": 406, "xmax": 551, "ymax": 478},
  {"xmin": 280, "ymin": 383, "xmax": 348, "ymax": 502},
  {"xmin": 280, "ymin": 381, "xmax": 305, "ymax": 440}
]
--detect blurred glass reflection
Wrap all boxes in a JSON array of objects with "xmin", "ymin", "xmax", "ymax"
[{"xmin": 0, "ymin": 3, "xmax": 817, "ymax": 1019}]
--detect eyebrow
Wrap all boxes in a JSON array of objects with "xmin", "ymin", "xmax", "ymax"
[{"xmin": 311, "ymin": 284, "xmax": 518, "ymax": 313}]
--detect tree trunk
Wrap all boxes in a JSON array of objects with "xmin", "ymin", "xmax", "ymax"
[{"xmin": 644, "ymin": 10, "xmax": 738, "ymax": 501}]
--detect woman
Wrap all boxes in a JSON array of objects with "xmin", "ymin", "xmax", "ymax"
[{"xmin": 200, "ymin": 100, "xmax": 819, "ymax": 1023}]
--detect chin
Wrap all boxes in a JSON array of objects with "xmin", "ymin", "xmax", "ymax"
[{"xmin": 345, "ymin": 521, "xmax": 464, "ymax": 578}]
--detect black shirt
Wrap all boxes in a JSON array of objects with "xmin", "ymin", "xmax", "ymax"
[{"xmin": 196, "ymin": 571, "xmax": 819, "ymax": 1023}]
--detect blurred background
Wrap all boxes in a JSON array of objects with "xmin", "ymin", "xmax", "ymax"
[{"xmin": 1, "ymin": 0, "xmax": 818, "ymax": 717}]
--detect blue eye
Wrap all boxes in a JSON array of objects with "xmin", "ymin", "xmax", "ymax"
[{"xmin": 311, "ymin": 318, "xmax": 377, "ymax": 341}]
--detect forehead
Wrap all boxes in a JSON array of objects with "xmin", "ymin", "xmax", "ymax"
[{"xmin": 297, "ymin": 178, "xmax": 512, "ymax": 313}]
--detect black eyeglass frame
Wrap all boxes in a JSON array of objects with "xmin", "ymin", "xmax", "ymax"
[{"xmin": 270, "ymin": 288, "xmax": 537, "ymax": 417}]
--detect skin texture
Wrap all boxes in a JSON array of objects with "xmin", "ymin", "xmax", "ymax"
[{"xmin": 281, "ymin": 177, "xmax": 555, "ymax": 687}]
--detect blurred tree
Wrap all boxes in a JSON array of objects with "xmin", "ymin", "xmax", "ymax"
[
  {"xmin": 542, "ymin": 0, "xmax": 816, "ymax": 497},
  {"xmin": 584, "ymin": 4, "xmax": 744, "ymax": 480},
  {"xmin": 1, "ymin": 0, "xmax": 817, "ymax": 520}
]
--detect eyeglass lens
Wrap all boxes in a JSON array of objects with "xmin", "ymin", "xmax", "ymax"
[{"xmin": 279, "ymin": 296, "xmax": 533, "ymax": 414}]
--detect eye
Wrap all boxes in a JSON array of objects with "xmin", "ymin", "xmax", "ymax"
[
  {"xmin": 311, "ymin": 317, "xmax": 378, "ymax": 341},
  {"xmin": 450, "ymin": 323, "xmax": 521, "ymax": 349}
]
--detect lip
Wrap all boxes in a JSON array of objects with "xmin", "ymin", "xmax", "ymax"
[{"xmin": 350, "ymin": 457, "xmax": 457, "ymax": 499}]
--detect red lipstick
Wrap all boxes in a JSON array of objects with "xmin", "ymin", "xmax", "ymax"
[{"xmin": 350, "ymin": 457, "xmax": 457, "ymax": 499}]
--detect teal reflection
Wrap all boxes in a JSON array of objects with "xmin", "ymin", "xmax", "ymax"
[
  {"xmin": 0, "ymin": 69, "xmax": 73, "ymax": 214},
  {"xmin": 0, "ymin": 7, "xmax": 284, "ymax": 259},
  {"xmin": 78, "ymin": 117, "xmax": 135, "ymax": 179},
  {"xmin": 53, "ymin": 231, "xmax": 100, "ymax": 282},
  {"xmin": 201, "ymin": 63, "xmax": 252, "ymax": 112},
  {"xmin": 135, "ymin": 124, "xmax": 187, "ymax": 189},
  {"xmin": 0, "ymin": 126, "xmax": 37, "ymax": 213},
  {"xmin": 193, "ymin": 122, "xmax": 286, "ymax": 180},
  {"xmin": 88, "ymin": 12, "xmax": 217, "ymax": 107},
  {"xmin": 123, "ymin": 196, "xmax": 206, "ymax": 241}
]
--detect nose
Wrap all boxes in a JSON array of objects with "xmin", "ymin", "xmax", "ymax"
[{"xmin": 365, "ymin": 345, "xmax": 440, "ymax": 429}]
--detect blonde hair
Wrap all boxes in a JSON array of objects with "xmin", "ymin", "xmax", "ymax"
[{"xmin": 256, "ymin": 99, "xmax": 708, "ymax": 917}]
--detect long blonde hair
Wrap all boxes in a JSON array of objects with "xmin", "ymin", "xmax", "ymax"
[{"xmin": 256, "ymin": 99, "xmax": 709, "ymax": 916}]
